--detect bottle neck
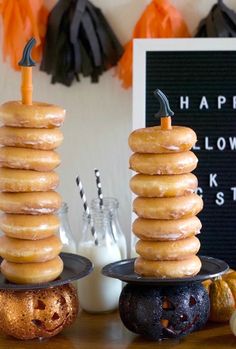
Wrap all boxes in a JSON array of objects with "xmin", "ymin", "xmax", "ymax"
[{"xmin": 82, "ymin": 210, "xmax": 115, "ymax": 244}]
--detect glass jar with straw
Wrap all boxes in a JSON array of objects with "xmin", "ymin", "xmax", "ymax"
[
  {"xmin": 76, "ymin": 174, "xmax": 122, "ymax": 313},
  {"xmin": 57, "ymin": 202, "xmax": 77, "ymax": 253},
  {"xmin": 91, "ymin": 197, "xmax": 127, "ymax": 259},
  {"xmin": 92, "ymin": 169, "xmax": 127, "ymax": 259}
]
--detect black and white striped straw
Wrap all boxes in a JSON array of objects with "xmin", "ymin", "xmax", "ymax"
[
  {"xmin": 94, "ymin": 168, "xmax": 104, "ymax": 209},
  {"xmin": 76, "ymin": 175, "xmax": 98, "ymax": 245}
]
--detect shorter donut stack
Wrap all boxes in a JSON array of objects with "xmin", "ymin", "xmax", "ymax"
[
  {"xmin": 129, "ymin": 90, "xmax": 203, "ymax": 278},
  {"xmin": 0, "ymin": 102, "xmax": 65, "ymax": 284}
]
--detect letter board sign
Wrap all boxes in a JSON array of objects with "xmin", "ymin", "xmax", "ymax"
[{"xmin": 133, "ymin": 38, "xmax": 236, "ymax": 267}]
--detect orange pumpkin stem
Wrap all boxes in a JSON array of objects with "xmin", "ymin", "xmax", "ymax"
[
  {"xmin": 161, "ymin": 116, "xmax": 172, "ymax": 130},
  {"xmin": 21, "ymin": 67, "xmax": 33, "ymax": 105}
]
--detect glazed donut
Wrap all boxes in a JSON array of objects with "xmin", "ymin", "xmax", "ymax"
[
  {"xmin": 0, "ymin": 101, "xmax": 65, "ymax": 128},
  {"xmin": 129, "ymin": 151, "xmax": 198, "ymax": 175},
  {"xmin": 1, "ymin": 256, "xmax": 63, "ymax": 284},
  {"xmin": 132, "ymin": 216, "xmax": 202, "ymax": 241},
  {"xmin": 0, "ymin": 214, "xmax": 60, "ymax": 240},
  {"xmin": 0, "ymin": 126, "xmax": 63, "ymax": 150},
  {"xmin": 134, "ymin": 255, "xmax": 202, "ymax": 278},
  {"xmin": 135, "ymin": 236, "xmax": 200, "ymax": 261},
  {"xmin": 128, "ymin": 126, "xmax": 197, "ymax": 153},
  {"xmin": 0, "ymin": 147, "xmax": 60, "ymax": 172},
  {"xmin": 130, "ymin": 173, "xmax": 198, "ymax": 197},
  {"xmin": 0, "ymin": 192, "xmax": 62, "ymax": 214},
  {"xmin": 0, "ymin": 168, "xmax": 59, "ymax": 192},
  {"xmin": 133, "ymin": 194, "xmax": 203, "ymax": 219},
  {"xmin": 0, "ymin": 235, "xmax": 62, "ymax": 263}
]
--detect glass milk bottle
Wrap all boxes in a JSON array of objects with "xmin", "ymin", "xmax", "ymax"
[
  {"xmin": 57, "ymin": 202, "xmax": 77, "ymax": 253},
  {"xmin": 77, "ymin": 210, "xmax": 122, "ymax": 313},
  {"xmin": 91, "ymin": 197, "xmax": 127, "ymax": 259}
]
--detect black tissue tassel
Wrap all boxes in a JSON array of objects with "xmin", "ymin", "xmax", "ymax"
[
  {"xmin": 40, "ymin": 0, "xmax": 123, "ymax": 86},
  {"xmin": 195, "ymin": 0, "xmax": 236, "ymax": 37}
]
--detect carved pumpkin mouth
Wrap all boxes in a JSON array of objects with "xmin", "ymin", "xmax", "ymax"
[
  {"xmin": 160, "ymin": 295, "xmax": 200, "ymax": 337},
  {"xmin": 31, "ymin": 316, "xmax": 68, "ymax": 334}
]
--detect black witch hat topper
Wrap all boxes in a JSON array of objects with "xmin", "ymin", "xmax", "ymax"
[
  {"xmin": 18, "ymin": 37, "xmax": 36, "ymax": 67},
  {"xmin": 153, "ymin": 89, "xmax": 174, "ymax": 118}
]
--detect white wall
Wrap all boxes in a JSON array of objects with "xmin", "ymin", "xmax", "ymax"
[{"xmin": 0, "ymin": 0, "xmax": 236, "ymax": 249}]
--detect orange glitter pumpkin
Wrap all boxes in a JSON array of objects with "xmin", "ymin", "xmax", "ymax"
[{"xmin": 0, "ymin": 283, "xmax": 78, "ymax": 340}]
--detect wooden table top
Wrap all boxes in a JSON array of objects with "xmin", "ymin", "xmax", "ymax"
[{"xmin": 0, "ymin": 310, "xmax": 235, "ymax": 349}]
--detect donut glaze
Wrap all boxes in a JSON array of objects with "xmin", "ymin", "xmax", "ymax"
[
  {"xmin": 136, "ymin": 236, "xmax": 201, "ymax": 261},
  {"xmin": 132, "ymin": 216, "xmax": 202, "ymax": 241},
  {"xmin": 129, "ymin": 151, "xmax": 198, "ymax": 175},
  {"xmin": 0, "ymin": 192, "xmax": 62, "ymax": 214},
  {"xmin": 130, "ymin": 173, "xmax": 198, "ymax": 197},
  {"xmin": 134, "ymin": 255, "xmax": 202, "ymax": 278},
  {"xmin": 0, "ymin": 168, "xmax": 59, "ymax": 192},
  {"xmin": 0, "ymin": 235, "xmax": 62, "ymax": 263},
  {"xmin": 128, "ymin": 126, "xmax": 197, "ymax": 153},
  {"xmin": 0, "ymin": 126, "xmax": 63, "ymax": 150},
  {"xmin": 1, "ymin": 256, "xmax": 64, "ymax": 284},
  {"xmin": 0, "ymin": 147, "xmax": 60, "ymax": 171},
  {"xmin": 133, "ymin": 194, "xmax": 203, "ymax": 220},
  {"xmin": 0, "ymin": 101, "xmax": 65, "ymax": 128},
  {"xmin": 0, "ymin": 214, "xmax": 60, "ymax": 240}
]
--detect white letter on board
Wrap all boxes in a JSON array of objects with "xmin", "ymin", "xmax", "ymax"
[
  {"xmin": 229, "ymin": 137, "xmax": 236, "ymax": 150},
  {"xmin": 233, "ymin": 96, "xmax": 236, "ymax": 109},
  {"xmin": 205, "ymin": 136, "xmax": 213, "ymax": 150},
  {"xmin": 196, "ymin": 187, "xmax": 203, "ymax": 198},
  {"xmin": 215, "ymin": 192, "xmax": 224, "ymax": 206},
  {"xmin": 180, "ymin": 96, "xmax": 189, "ymax": 109},
  {"xmin": 209, "ymin": 174, "xmax": 218, "ymax": 187},
  {"xmin": 199, "ymin": 96, "xmax": 209, "ymax": 110},
  {"xmin": 217, "ymin": 137, "xmax": 226, "ymax": 151},
  {"xmin": 218, "ymin": 96, "xmax": 226, "ymax": 109},
  {"xmin": 231, "ymin": 187, "xmax": 236, "ymax": 200}
]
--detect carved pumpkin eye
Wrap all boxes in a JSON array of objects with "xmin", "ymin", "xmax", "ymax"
[
  {"xmin": 189, "ymin": 296, "xmax": 196, "ymax": 307},
  {"xmin": 52, "ymin": 312, "xmax": 60, "ymax": 321},
  {"xmin": 35, "ymin": 300, "xmax": 46, "ymax": 310},
  {"xmin": 180, "ymin": 314, "xmax": 188, "ymax": 322},
  {"xmin": 162, "ymin": 297, "xmax": 175, "ymax": 310}
]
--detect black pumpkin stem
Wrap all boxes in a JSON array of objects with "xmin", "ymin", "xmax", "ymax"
[
  {"xmin": 18, "ymin": 38, "xmax": 36, "ymax": 67},
  {"xmin": 154, "ymin": 89, "xmax": 174, "ymax": 118}
]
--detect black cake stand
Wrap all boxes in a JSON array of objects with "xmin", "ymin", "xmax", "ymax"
[
  {"xmin": 102, "ymin": 256, "xmax": 229, "ymax": 341},
  {"xmin": 0, "ymin": 252, "xmax": 93, "ymax": 290}
]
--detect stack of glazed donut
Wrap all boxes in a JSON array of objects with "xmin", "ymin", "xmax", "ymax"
[
  {"xmin": 0, "ymin": 101, "xmax": 65, "ymax": 284},
  {"xmin": 129, "ymin": 124, "xmax": 203, "ymax": 278}
]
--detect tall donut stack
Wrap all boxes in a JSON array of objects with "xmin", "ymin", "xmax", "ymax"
[
  {"xmin": 0, "ymin": 102, "xmax": 65, "ymax": 284},
  {"xmin": 129, "ymin": 90, "xmax": 203, "ymax": 278},
  {"xmin": 0, "ymin": 40, "xmax": 65, "ymax": 284}
]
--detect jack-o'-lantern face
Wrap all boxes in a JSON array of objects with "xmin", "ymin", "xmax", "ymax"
[
  {"xmin": 119, "ymin": 283, "xmax": 210, "ymax": 340},
  {"xmin": 0, "ymin": 284, "xmax": 78, "ymax": 340}
]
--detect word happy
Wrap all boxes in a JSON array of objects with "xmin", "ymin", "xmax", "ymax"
[{"xmin": 179, "ymin": 96, "xmax": 236, "ymax": 110}]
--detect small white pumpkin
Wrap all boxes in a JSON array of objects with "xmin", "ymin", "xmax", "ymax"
[{"xmin": 230, "ymin": 310, "xmax": 236, "ymax": 336}]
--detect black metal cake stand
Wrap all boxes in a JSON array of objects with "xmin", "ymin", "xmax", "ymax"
[
  {"xmin": 102, "ymin": 256, "xmax": 229, "ymax": 341},
  {"xmin": 0, "ymin": 252, "xmax": 93, "ymax": 291}
]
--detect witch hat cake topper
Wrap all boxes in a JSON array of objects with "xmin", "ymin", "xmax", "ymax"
[
  {"xmin": 153, "ymin": 89, "xmax": 174, "ymax": 130},
  {"xmin": 18, "ymin": 37, "xmax": 36, "ymax": 67},
  {"xmin": 18, "ymin": 38, "xmax": 36, "ymax": 105}
]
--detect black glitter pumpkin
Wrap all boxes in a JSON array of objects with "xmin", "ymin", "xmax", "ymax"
[{"xmin": 119, "ymin": 283, "xmax": 210, "ymax": 340}]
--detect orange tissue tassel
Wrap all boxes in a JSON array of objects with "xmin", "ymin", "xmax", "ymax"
[
  {"xmin": 0, "ymin": 0, "xmax": 49, "ymax": 70},
  {"xmin": 117, "ymin": 0, "xmax": 190, "ymax": 88}
]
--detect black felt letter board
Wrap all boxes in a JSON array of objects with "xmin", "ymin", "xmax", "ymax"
[{"xmin": 146, "ymin": 50, "xmax": 236, "ymax": 267}]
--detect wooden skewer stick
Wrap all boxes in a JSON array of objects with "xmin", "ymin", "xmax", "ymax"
[
  {"xmin": 18, "ymin": 38, "xmax": 36, "ymax": 105},
  {"xmin": 161, "ymin": 116, "xmax": 172, "ymax": 130}
]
